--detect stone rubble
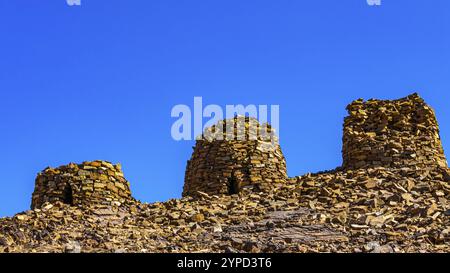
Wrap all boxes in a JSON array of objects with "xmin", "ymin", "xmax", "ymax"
[{"xmin": 1, "ymin": 169, "xmax": 448, "ymax": 253}]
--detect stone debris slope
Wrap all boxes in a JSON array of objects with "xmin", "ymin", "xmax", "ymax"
[{"xmin": 1, "ymin": 166, "xmax": 448, "ymax": 253}]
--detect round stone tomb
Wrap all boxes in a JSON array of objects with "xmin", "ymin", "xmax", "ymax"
[
  {"xmin": 31, "ymin": 160, "xmax": 132, "ymax": 209},
  {"xmin": 183, "ymin": 116, "xmax": 288, "ymax": 197}
]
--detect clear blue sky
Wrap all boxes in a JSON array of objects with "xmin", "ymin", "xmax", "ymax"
[{"xmin": 0, "ymin": 1, "xmax": 449, "ymax": 216}]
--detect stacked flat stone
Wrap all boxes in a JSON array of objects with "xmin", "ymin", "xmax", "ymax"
[
  {"xmin": 31, "ymin": 160, "xmax": 132, "ymax": 209},
  {"xmin": 183, "ymin": 116, "xmax": 287, "ymax": 197},
  {"xmin": 342, "ymin": 93, "xmax": 448, "ymax": 170}
]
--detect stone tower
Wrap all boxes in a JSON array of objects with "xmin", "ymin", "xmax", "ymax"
[
  {"xmin": 342, "ymin": 93, "xmax": 448, "ymax": 170},
  {"xmin": 183, "ymin": 116, "xmax": 287, "ymax": 197},
  {"xmin": 31, "ymin": 160, "xmax": 132, "ymax": 209}
]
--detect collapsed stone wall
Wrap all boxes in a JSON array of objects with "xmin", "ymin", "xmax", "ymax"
[
  {"xmin": 342, "ymin": 93, "xmax": 448, "ymax": 170},
  {"xmin": 31, "ymin": 160, "xmax": 132, "ymax": 209},
  {"xmin": 183, "ymin": 116, "xmax": 287, "ymax": 197}
]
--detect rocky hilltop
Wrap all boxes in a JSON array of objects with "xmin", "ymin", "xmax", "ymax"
[{"xmin": 0, "ymin": 93, "xmax": 449, "ymax": 253}]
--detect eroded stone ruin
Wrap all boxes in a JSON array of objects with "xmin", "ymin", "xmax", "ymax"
[
  {"xmin": 185, "ymin": 93, "xmax": 448, "ymax": 197},
  {"xmin": 183, "ymin": 116, "xmax": 287, "ymax": 196},
  {"xmin": 342, "ymin": 93, "xmax": 448, "ymax": 170},
  {"xmin": 31, "ymin": 160, "xmax": 132, "ymax": 209},
  {"xmin": 1, "ymin": 93, "xmax": 448, "ymax": 253}
]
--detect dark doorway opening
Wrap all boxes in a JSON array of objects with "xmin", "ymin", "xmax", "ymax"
[
  {"xmin": 62, "ymin": 184, "xmax": 74, "ymax": 205},
  {"xmin": 228, "ymin": 176, "xmax": 239, "ymax": 194}
]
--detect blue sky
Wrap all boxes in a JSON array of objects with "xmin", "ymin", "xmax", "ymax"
[{"xmin": 0, "ymin": 0, "xmax": 449, "ymax": 216}]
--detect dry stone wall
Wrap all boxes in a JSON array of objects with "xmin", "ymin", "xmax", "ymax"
[
  {"xmin": 31, "ymin": 160, "xmax": 132, "ymax": 209},
  {"xmin": 183, "ymin": 116, "xmax": 287, "ymax": 196},
  {"xmin": 342, "ymin": 93, "xmax": 448, "ymax": 170}
]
